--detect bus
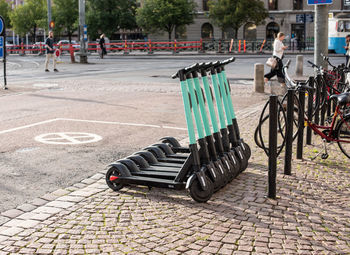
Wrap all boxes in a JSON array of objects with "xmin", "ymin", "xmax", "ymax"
[{"xmin": 328, "ymin": 17, "xmax": 350, "ymax": 54}]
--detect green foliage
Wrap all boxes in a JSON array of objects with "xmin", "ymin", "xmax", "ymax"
[
  {"xmin": 10, "ymin": 0, "xmax": 46, "ymax": 40},
  {"xmin": 136, "ymin": 0, "xmax": 196, "ymax": 40},
  {"xmin": 208, "ymin": 0, "xmax": 268, "ymax": 39},
  {"xmin": 86, "ymin": 0, "xmax": 137, "ymax": 40},
  {"xmin": 0, "ymin": 0, "xmax": 11, "ymax": 28},
  {"xmin": 52, "ymin": 0, "xmax": 79, "ymax": 42}
]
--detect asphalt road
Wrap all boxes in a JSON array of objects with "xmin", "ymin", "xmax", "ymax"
[{"xmin": 0, "ymin": 53, "xmax": 345, "ymax": 212}]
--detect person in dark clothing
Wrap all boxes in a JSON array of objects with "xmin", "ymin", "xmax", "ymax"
[
  {"xmin": 99, "ymin": 33, "xmax": 107, "ymax": 58},
  {"xmin": 45, "ymin": 31, "xmax": 58, "ymax": 72}
]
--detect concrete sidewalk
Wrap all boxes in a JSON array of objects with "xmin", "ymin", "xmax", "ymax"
[{"xmin": 0, "ymin": 89, "xmax": 350, "ymax": 254}]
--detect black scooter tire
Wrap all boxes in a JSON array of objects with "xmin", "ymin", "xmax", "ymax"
[
  {"xmin": 189, "ymin": 175, "xmax": 214, "ymax": 203},
  {"xmin": 106, "ymin": 166, "xmax": 125, "ymax": 191}
]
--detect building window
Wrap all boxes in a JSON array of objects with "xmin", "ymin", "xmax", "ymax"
[
  {"xmin": 266, "ymin": 22, "xmax": 280, "ymax": 39},
  {"xmin": 268, "ymin": 0, "xmax": 278, "ymax": 10},
  {"xmin": 293, "ymin": 0, "xmax": 303, "ymax": 10},
  {"xmin": 175, "ymin": 25, "xmax": 187, "ymax": 40},
  {"xmin": 343, "ymin": 0, "xmax": 350, "ymax": 10},
  {"xmin": 203, "ymin": 0, "xmax": 209, "ymax": 11},
  {"xmin": 201, "ymin": 23, "xmax": 214, "ymax": 39},
  {"xmin": 244, "ymin": 23, "xmax": 257, "ymax": 40}
]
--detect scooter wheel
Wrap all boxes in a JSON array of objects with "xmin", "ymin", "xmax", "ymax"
[
  {"xmin": 159, "ymin": 137, "xmax": 181, "ymax": 148},
  {"xmin": 106, "ymin": 167, "xmax": 124, "ymax": 191},
  {"xmin": 240, "ymin": 141, "xmax": 251, "ymax": 160},
  {"xmin": 189, "ymin": 176, "xmax": 214, "ymax": 203}
]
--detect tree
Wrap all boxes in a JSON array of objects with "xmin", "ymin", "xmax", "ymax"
[
  {"xmin": 208, "ymin": 0, "xmax": 268, "ymax": 39},
  {"xmin": 9, "ymin": 0, "xmax": 46, "ymax": 42},
  {"xmin": 136, "ymin": 0, "xmax": 196, "ymax": 41},
  {"xmin": 86, "ymin": 0, "xmax": 138, "ymax": 40},
  {"xmin": 52, "ymin": 0, "xmax": 79, "ymax": 43},
  {"xmin": 0, "ymin": 0, "xmax": 11, "ymax": 28}
]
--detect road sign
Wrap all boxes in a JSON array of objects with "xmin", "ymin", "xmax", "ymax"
[
  {"xmin": 0, "ymin": 17, "xmax": 3, "ymax": 35},
  {"xmin": 307, "ymin": 0, "xmax": 332, "ymax": 4},
  {"xmin": 0, "ymin": 36, "xmax": 4, "ymax": 58},
  {"xmin": 84, "ymin": 25, "xmax": 87, "ymax": 41}
]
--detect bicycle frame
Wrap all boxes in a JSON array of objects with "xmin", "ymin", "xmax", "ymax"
[{"xmin": 306, "ymin": 105, "xmax": 350, "ymax": 143}]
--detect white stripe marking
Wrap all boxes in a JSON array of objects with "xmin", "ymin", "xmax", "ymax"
[
  {"xmin": 0, "ymin": 119, "xmax": 59, "ymax": 135},
  {"xmin": 0, "ymin": 118, "xmax": 186, "ymax": 135}
]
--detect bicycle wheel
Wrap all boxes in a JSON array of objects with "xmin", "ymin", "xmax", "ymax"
[
  {"xmin": 254, "ymin": 100, "xmax": 287, "ymax": 156},
  {"xmin": 336, "ymin": 116, "xmax": 350, "ymax": 159},
  {"xmin": 280, "ymin": 91, "xmax": 302, "ymax": 141}
]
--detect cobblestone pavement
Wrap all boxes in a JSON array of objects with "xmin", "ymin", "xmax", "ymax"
[{"xmin": 0, "ymin": 87, "xmax": 350, "ymax": 254}]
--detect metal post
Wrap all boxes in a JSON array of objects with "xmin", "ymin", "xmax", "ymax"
[
  {"xmin": 78, "ymin": 0, "xmax": 87, "ymax": 63},
  {"xmin": 268, "ymin": 95, "xmax": 278, "ymax": 199},
  {"xmin": 296, "ymin": 88, "xmax": 306, "ymax": 159},
  {"xmin": 47, "ymin": 0, "xmax": 52, "ymax": 31},
  {"xmin": 306, "ymin": 77, "xmax": 314, "ymax": 145},
  {"xmin": 284, "ymin": 89, "xmax": 294, "ymax": 175},
  {"xmin": 314, "ymin": 4, "xmax": 328, "ymax": 69}
]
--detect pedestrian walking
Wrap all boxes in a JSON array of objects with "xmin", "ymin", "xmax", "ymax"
[
  {"xmin": 99, "ymin": 33, "xmax": 107, "ymax": 58},
  {"xmin": 344, "ymin": 34, "xmax": 350, "ymax": 67},
  {"xmin": 45, "ymin": 31, "xmax": 58, "ymax": 72},
  {"xmin": 264, "ymin": 32, "xmax": 288, "ymax": 87}
]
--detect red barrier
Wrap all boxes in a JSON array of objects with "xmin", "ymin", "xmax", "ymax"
[{"xmin": 4, "ymin": 40, "xmax": 203, "ymax": 55}]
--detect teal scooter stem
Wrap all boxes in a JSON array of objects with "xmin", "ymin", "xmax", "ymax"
[
  {"xmin": 196, "ymin": 65, "xmax": 241, "ymax": 179},
  {"xmin": 220, "ymin": 64, "xmax": 251, "ymax": 160},
  {"xmin": 178, "ymin": 68, "xmax": 214, "ymax": 202},
  {"xmin": 185, "ymin": 71, "xmax": 225, "ymax": 190},
  {"xmin": 190, "ymin": 68, "xmax": 234, "ymax": 183},
  {"xmin": 210, "ymin": 65, "xmax": 248, "ymax": 172}
]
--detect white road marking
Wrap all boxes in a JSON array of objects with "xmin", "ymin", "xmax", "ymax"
[
  {"xmin": 0, "ymin": 119, "xmax": 60, "ymax": 135},
  {"xmin": 7, "ymin": 62, "xmax": 22, "ymax": 68},
  {"xmin": 0, "ymin": 118, "xmax": 187, "ymax": 135},
  {"xmin": 17, "ymin": 59, "xmax": 40, "ymax": 67},
  {"xmin": 35, "ymin": 132, "xmax": 102, "ymax": 145}
]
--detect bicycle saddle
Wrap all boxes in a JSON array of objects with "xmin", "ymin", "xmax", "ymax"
[{"xmin": 330, "ymin": 92, "xmax": 350, "ymax": 106}]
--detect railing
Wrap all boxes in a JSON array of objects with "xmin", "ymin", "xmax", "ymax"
[{"xmin": 4, "ymin": 39, "xmax": 316, "ymax": 55}]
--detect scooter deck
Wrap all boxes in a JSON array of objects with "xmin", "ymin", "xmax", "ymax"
[{"xmin": 111, "ymin": 175, "xmax": 186, "ymax": 190}]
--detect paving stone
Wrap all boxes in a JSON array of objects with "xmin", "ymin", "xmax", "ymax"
[
  {"xmin": 17, "ymin": 212, "xmax": 52, "ymax": 221},
  {"xmin": 16, "ymin": 204, "xmax": 37, "ymax": 213},
  {"xmin": 45, "ymin": 201, "xmax": 76, "ymax": 209},
  {"xmin": 56, "ymin": 195, "xmax": 85, "ymax": 203},
  {"xmin": 1, "ymin": 209, "xmax": 23, "ymax": 219},
  {"xmin": 51, "ymin": 189, "xmax": 71, "ymax": 197},
  {"xmin": 0, "ymin": 227, "xmax": 24, "ymax": 237},
  {"xmin": 31, "ymin": 206, "xmax": 63, "ymax": 215},
  {"xmin": 0, "ymin": 216, "xmax": 9, "ymax": 226},
  {"xmin": 30, "ymin": 198, "xmax": 48, "ymax": 207},
  {"xmin": 3, "ymin": 219, "xmax": 40, "ymax": 229}
]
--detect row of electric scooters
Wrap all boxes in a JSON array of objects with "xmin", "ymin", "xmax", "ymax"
[{"xmin": 105, "ymin": 57, "xmax": 251, "ymax": 202}]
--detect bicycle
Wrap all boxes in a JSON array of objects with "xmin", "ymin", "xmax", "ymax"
[{"xmin": 255, "ymin": 60, "xmax": 350, "ymax": 160}]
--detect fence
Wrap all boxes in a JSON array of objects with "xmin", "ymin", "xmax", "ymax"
[{"xmin": 4, "ymin": 38, "xmax": 315, "ymax": 55}]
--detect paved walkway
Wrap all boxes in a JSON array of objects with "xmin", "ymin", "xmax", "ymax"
[{"xmin": 0, "ymin": 89, "xmax": 350, "ymax": 254}]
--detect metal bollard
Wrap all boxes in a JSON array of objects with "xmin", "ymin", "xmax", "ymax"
[
  {"xmin": 254, "ymin": 63, "xmax": 264, "ymax": 93},
  {"xmin": 296, "ymin": 88, "xmax": 306, "ymax": 159},
  {"xmin": 306, "ymin": 77, "xmax": 314, "ymax": 145},
  {"xmin": 268, "ymin": 95, "xmax": 278, "ymax": 199},
  {"xmin": 284, "ymin": 89, "xmax": 294, "ymax": 175},
  {"xmin": 295, "ymin": 55, "xmax": 303, "ymax": 76}
]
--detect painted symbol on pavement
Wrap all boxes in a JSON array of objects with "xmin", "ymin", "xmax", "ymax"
[{"xmin": 35, "ymin": 132, "xmax": 102, "ymax": 145}]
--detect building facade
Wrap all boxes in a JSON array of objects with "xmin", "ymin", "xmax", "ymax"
[{"xmin": 149, "ymin": 0, "xmax": 350, "ymax": 42}]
